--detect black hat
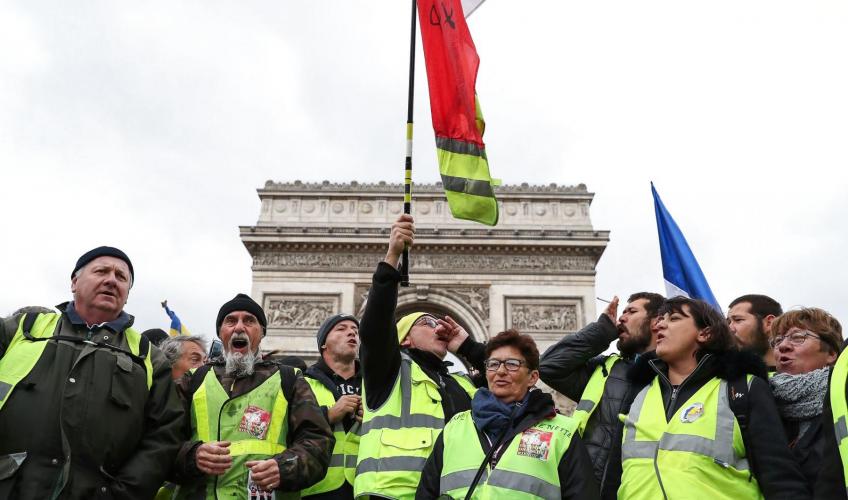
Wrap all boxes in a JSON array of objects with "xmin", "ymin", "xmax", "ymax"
[
  {"xmin": 141, "ymin": 328, "xmax": 169, "ymax": 347},
  {"xmin": 72, "ymin": 246, "xmax": 134, "ymax": 282},
  {"xmin": 216, "ymin": 294, "xmax": 267, "ymax": 336},
  {"xmin": 316, "ymin": 313, "xmax": 359, "ymax": 350}
]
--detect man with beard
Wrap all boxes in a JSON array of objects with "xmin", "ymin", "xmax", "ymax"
[
  {"xmin": 539, "ymin": 291, "xmax": 664, "ymax": 499},
  {"xmin": 728, "ymin": 294, "xmax": 783, "ymax": 372},
  {"xmin": 302, "ymin": 313, "xmax": 361, "ymax": 500},
  {"xmin": 173, "ymin": 294, "xmax": 334, "ymax": 499}
]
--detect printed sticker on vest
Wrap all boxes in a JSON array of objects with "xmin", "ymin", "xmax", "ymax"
[
  {"xmin": 240, "ymin": 405, "xmax": 272, "ymax": 439},
  {"xmin": 680, "ymin": 402, "xmax": 705, "ymax": 423},
  {"xmin": 517, "ymin": 428, "xmax": 553, "ymax": 461},
  {"xmin": 247, "ymin": 470, "xmax": 275, "ymax": 500}
]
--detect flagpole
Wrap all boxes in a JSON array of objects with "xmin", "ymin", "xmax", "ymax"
[{"xmin": 400, "ymin": 0, "xmax": 417, "ymax": 287}]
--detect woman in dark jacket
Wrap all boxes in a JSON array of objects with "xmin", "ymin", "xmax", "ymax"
[
  {"xmin": 417, "ymin": 330, "xmax": 598, "ymax": 499},
  {"xmin": 768, "ymin": 308, "xmax": 842, "ymax": 493},
  {"xmin": 619, "ymin": 296, "xmax": 809, "ymax": 500}
]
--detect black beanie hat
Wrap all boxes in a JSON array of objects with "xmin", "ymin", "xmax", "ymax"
[
  {"xmin": 72, "ymin": 246, "xmax": 134, "ymax": 282},
  {"xmin": 316, "ymin": 313, "xmax": 359, "ymax": 349},
  {"xmin": 216, "ymin": 294, "xmax": 267, "ymax": 336}
]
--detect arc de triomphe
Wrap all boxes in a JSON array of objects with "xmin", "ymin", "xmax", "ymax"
[{"xmin": 240, "ymin": 180, "xmax": 609, "ymax": 370}]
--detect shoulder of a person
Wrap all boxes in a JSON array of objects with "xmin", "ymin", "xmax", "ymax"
[{"xmin": 712, "ymin": 349, "xmax": 769, "ymax": 381}]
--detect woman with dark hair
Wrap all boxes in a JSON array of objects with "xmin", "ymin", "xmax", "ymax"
[
  {"xmin": 417, "ymin": 330, "xmax": 598, "ymax": 499},
  {"xmin": 619, "ymin": 297, "xmax": 809, "ymax": 499}
]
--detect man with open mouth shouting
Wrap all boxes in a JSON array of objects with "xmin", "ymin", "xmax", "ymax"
[{"xmin": 172, "ymin": 294, "xmax": 335, "ymax": 499}]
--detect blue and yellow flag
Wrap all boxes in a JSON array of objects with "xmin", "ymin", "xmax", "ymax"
[{"xmin": 161, "ymin": 300, "xmax": 191, "ymax": 337}]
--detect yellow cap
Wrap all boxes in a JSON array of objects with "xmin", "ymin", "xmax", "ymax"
[{"xmin": 396, "ymin": 312, "xmax": 428, "ymax": 344}]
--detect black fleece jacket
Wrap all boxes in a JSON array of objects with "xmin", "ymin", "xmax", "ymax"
[
  {"xmin": 416, "ymin": 390, "xmax": 599, "ymax": 499},
  {"xmin": 627, "ymin": 350, "xmax": 811, "ymax": 500},
  {"xmin": 359, "ymin": 261, "xmax": 486, "ymax": 417}
]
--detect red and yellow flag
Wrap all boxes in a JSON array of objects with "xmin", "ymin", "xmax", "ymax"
[{"xmin": 417, "ymin": 0, "xmax": 498, "ymax": 226}]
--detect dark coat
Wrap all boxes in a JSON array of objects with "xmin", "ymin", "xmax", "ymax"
[
  {"xmin": 173, "ymin": 360, "xmax": 336, "ymax": 497},
  {"xmin": 783, "ymin": 416, "xmax": 826, "ymax": 493},
  {"xmin": 538, "ymin": 315, "xmax": 636, "ymax": 499},
  {"xmin": 0, "ymin": 304, "xmax": 185, "ymax": 500},
  {"xmin": 814, "ymin": 367, "xmax": 847, "ymax": 499},
  {"xmin": 627, "ymin": 350, "xmax": 811, "ymax": 500},
  {"xmin": 416, "ymin": 389, "xmax": 599, "ymax": 500}
]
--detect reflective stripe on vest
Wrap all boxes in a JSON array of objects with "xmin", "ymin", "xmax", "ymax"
[
  {"xmin": 830, "ymin": 347, "xmax": 848, "ymax": 493},
  {"xmin": 436, "ymin": 97, "xmax": 499, "ymax": 227},
  {"xmin": 354, "ymin": 353, "xmax": 476, "ymax": 499},
  {"xmin": 0, "ymin": 313, "xmax": 152, "ymax": 412},
  {"xmin": 619, "ymin": 375, "xmax": 762, "ymax": 500},
  {"xmin": 439, "ymin": 410, "xmax": 576, "ymax": 499},
  {"xmin": 186, "ymin": 369, "xmax": 291, "ymax": 500},
  {"xmin": 302, "ymin": 376, "xmax": 354, "ymax": 495},
  {"xmin": 572, "ymin": 354, "xmax": 620, "ymax": 436}
]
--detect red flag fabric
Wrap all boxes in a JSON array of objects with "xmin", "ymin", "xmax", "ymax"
[{"xmin": 417, "ymin": 0, "xmax": 483, "ymax": 148}]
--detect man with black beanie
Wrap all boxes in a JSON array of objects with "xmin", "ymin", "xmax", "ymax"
[
  {"xmin": 302, "ymin": 313, "xmax": 362, "ymax": 499},
  {"xmin": 172, "ymin": 293, "xmax": 334, "ymax": 499},
  {"xmin": 0, "ymin": 246, "xmax": 184, "ymax": 499}
]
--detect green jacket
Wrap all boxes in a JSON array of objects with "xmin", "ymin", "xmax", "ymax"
[{"xmin": 0, "ymin": 303, "xmax": 185, "ymax": 500}]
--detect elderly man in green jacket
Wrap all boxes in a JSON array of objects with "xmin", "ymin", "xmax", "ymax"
[{"xmin": 0, "ymin": 246, "xmax": 185, "ymax": 499}]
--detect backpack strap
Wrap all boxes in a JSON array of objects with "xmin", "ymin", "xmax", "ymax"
[
  {"xmin": 188, "ymin": 364, "xmax": 213, "ymax": 396},
  {"xmin": 278, "ymin": 364, "xmax": 299, "ymax": 403},
  {"xmin": 727, "ymin": 375, "xmax": 757, "ymax": 481},
  {"xmin": 21, "ymin": 313, "xmax": 40, "ymax": 339}
]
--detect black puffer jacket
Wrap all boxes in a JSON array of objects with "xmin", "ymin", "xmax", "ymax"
[
  {"xmin": 627, "ymin": 350, "xmax": 810, "ymax": 500},
  {"xmin": 416, "ymin": 389, "xmax": 599, "ymax": 500},
  {"xmin": 539, "ymin": 315, "xmax": 636, "ymax": 498}
]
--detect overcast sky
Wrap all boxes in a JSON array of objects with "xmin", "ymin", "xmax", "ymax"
[{"xmin": 2, "ymin": 1, "xmax": 846, "ymax": 341}]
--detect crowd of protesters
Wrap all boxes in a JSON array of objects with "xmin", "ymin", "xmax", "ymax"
[{"xmin": 0, "ymin": 215, "xmax": 846, "ymax": 499}]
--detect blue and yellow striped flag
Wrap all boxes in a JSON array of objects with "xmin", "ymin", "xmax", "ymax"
[{"xmin": 161, "ymin": 300, "xmax": 191, "ymax": 337}]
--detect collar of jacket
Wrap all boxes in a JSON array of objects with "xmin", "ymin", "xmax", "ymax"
[
  {"xmin": 405, "ymin": 348, "xmax": 452, "ymax": 375},
  {"xmin": 312, "ymin": 355, "xmax": 360, "ymax": 381},
  {"xmin": 58, "ymin": 301, "xmax": 133, "ymax": 333},
  {"xmin": 627, "ymin": 349, "xmax": 768, "ymax": 387}
]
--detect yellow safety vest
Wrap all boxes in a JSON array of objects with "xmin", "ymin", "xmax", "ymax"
[
  {"xmin": 619, "ymin": 375, "xmax": 762, "ymax": 500},
  {"xmin": 354, "ymin": 353, "xmax": 477, "ymax": 499},
  {"xmin": 176, "ymin": 368, "xmax": 295, "ymax": 500},
  {"xmin": 439, "ymin": 409, "xmax": 577, "ymax": 499},
  {"xmin": 572, "ymin": 354, "xmax": 620, "ymax": 436},
  {"xmin": 302, "ymin": 376, "xmax": 356, "ymax": 496},
  {"xmin": 830, "ymin": 347, "xmax": 848, "ymax": 494},
  {"xmin": 0, "ymin": 312, "xmax": 152, "ymax": 412}
]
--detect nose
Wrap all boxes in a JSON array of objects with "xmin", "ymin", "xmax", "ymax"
[{"xmin": 776, "ymin": 339, "xmax": 793, "ymax": 352}]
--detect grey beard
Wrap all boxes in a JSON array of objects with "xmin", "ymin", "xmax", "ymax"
[{"xmin": 224, "ymin": 350, "xmax": 258, "ymax": 377}]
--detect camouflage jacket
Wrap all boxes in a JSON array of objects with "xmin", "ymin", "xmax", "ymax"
[{"xmin": 173, "ymin": 358, "xmax": 335, "ymax": 495}]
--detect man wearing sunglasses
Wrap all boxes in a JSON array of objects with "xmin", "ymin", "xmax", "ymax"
[{"xmin": 353, "ymin": 214, "xmax": 488, "ymax": 499}]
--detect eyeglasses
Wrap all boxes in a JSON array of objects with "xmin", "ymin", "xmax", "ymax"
[
  {"xmin": 769, "ymin": 330, "xmax": 822, "ymax": 349},
  {"xmin": 483, "ymin": 358, "xmax": 526, "ymax": 372},
  {"xmin": 414, "ymin": 316, "xmax": 439, "ymax": 328}
]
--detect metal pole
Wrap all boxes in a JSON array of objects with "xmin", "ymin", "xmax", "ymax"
[{"xmin": 400, "ymin": 0, "xmax": 417, "ymax": 287}]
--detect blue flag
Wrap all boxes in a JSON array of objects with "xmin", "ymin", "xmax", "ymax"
[
  {"xmin": 162, "ymin": 300, "xmax": 191, "ymax": 337},
  {"xmin": 651, "ymin": 182, "xmax": 720, "ymax": 310}
]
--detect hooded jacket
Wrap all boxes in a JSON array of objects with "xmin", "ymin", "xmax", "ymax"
[
  {"xmin": 415, "ymin": 389, "xmax": 598, "ymax": 499},
  {"xmin": 626, "ymin": 349, "xmax": 810, "ymax": 500}
]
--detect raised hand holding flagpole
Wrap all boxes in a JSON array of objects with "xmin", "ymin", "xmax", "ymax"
[{"xmin": 399, "ymin": 0, "xmax": 417, "ymax": 287}]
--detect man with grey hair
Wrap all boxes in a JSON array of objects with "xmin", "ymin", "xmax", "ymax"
[
  {"xmin": 173, "ymin": 293, "xmax": 334, "ymax": 498},
  {"xmin": 0, "ymin": 246, "xmax": 184, "ymax": 499},
  {"xmin": 159, "ymin": 335, "xmax": 208, "ymax": 380}
]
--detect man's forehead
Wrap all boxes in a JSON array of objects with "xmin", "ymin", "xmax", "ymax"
[
  {"xmin": 87, "ymin": 256, "xmax": 130, "ymax": 272},
  {"xmin": 225, "ymin": 311, "xmax": 257, "ymax": 320},
  {"xmin": 626, "ymin": 299, "xmax": 649, "ymax": 311},
  {"xmin": 728, "ymin": 302, "xmax": 753, "ymax": 316},
  {"xmin": 334, "ymin": 319, "xmax": 358, "ymax": 329}
]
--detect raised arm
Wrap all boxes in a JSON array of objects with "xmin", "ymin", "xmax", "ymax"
[
  {"xmin": 539, "ymin": 299, "xmax": 620, "ymax": 401},
  {"xmin": 359, "ymin": 215, "xmax": 414, "ymax": 410}
]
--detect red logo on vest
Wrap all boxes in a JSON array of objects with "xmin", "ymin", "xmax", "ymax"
[
  {"xmin": 517, "ymin": 428, "xmax": 553, "ymax": 460},
  {"xmin": 240, "ymin": 405, "xmax": 271, "ymax": 440}
]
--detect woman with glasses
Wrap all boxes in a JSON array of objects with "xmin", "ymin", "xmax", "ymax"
[
  {"xmin": 768, "ymin": 308, "xmax": 842, "ymax": 493},
  {"xmin": 417, "ymin": 330, "xmax": 598, "ymax": 499},
  {"xmin": 619, "ymin": 296, "xmax": 809, "ymax": 499}
]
